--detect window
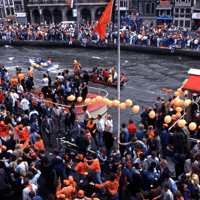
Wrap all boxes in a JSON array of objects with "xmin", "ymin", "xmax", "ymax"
[
  {"xmin": 167, "ymin": 10, "xmax": 170, "ymax": 15},
  {"xmin": 181, "ymin": 0, "xmax": 185, "ymax": 2},
  {"xmin": 145, "ymin": 3, "xmax": 150, "ymax": 15},
  {"xmin": 176, "ymin": 0, "xmax": 179, "ymax": 2},
  {"xmin": 175, "ymin": 20, "xmax": 178, "ymax": 26},
  {"xmin": 139, "ymin": 2, "xmax": 144, "ymax": 15},
  {"xmin": 151, "ymin": 3, "xmax": 155, "ymax": 15},
  {"xmin": 185, "ymin": 20, "xmax": 190, "ymax": 27},
  {"xmin": 180, "ymin": 20, "xmax": 183, "ymax": 26},
  {"xmin": 185, "ymin": 14, "xmax": 190, "ymax": 18},
  {"xmin": 186, "ymin": 8, "xmax": 191, "ymax": 13},
  {"xmin": 180, "ymin": 8, "xmax": 184, "ymax": 13},
  {"xmin": 175, "ymin": 8, "xmax": 179, "ymax": 13},
  {"xmin": 175, "ymin": 14, "xmax": 179, "ymax": 17},
  {"xmin": 15, "ymin": 5, "xmax": 19, "ymax": 11}
]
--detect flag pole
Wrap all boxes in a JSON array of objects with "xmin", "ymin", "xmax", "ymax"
[
  {"xmin": 117, "ymin": 0, "xmax": 120, "ymax": 140},
  {"xmin": 76, "ymin": 0, "xmax": 79, "ymax": 32}
]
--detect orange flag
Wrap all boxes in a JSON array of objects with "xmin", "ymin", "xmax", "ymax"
[
  {"xmin": 17, "ymin": 127, "xmax": 30, "ymax": 141},
  {"xmin": 95, "ymin": 0, "xmax": 114, "ymax": 40},
  {"xmin": 20, "ymin": 139, "xmax": 30, "ymax": 149},
  {"xmin": 0, "ymin": 124, "xmax": 9, "ymax": 137}
]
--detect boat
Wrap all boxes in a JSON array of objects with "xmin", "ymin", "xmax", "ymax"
[
  {"xmin": 29, "ymin": 57, "xmax": 59, "ymax": 71},
  {"xmin": 89, "ymin": 78, "xmax": 128, "ymax": 86}
]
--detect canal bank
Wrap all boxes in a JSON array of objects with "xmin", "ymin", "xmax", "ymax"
[{"xmin": 0, "ymin": 40, "xmax": 200, "ymax": 60}]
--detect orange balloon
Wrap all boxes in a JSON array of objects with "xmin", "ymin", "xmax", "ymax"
[
  {"xmin": 107, "ymin": 101, "xmax": 113, "ymax": 107},
  {"xmin": 91, "ymin": 98, "xmax": 97, "ymax": 105},
  {"xmin": 177, "ymin": 88, "xmax": 183, "ymax": 94},
  {"xmin": 113, "ymin": 100, "xmax": 120, "ymax": 107},
  {"xmin": 177, "ymin": 100, "xmax": 184, "ymax": 106},
  {"xmin": 178, "ymin": 119, "xmax": 186, "ymax": 127},
  {"xmin": 85, "ymin": 98, "xmax": 91, "ymax": 105},
  {"xmin": 184, "ymin": 101, "xmax": 189, "ymax": 107},
  {"xmin": 189, "ymin": 122, "xmax": 197, "ymax": 131},
  {"xmin": 174, "ymin": 92, "xmax": 181, "ymax": 97},
  {"xmin": 164, "ymin": 115, "xmax": 171, "ymax": 123},
  {"xmin": 102, "ymin": 98, "xmax": 109, "ymax": 104},
  {"xmin": 71, "ymin": 95, "xmax": 76, "ymax": 101},
  {"xmin": 77, "ymin": 97, "xmax": 82, "ymax": 102},
  {"xmin": 176, "ymin": 112, "xmax": 181, "ymax": 118},
  {"xmin": 125, "ymin": 99, "xmax": 132, "ymax": 106},
  {"xmin": 119, "ymin": 103, "xmax": 126, "ymax": 110},
  {"xmin": 96, "ymin": 96, "xmax": 102, "ymax": 102},
  {"xmin": 132, "ymin": 105, "xmax": 140, "ymax": 113},
  {"xmin": 176, "ymin": 107, "xmax": 182, "ymax": 113},
  {"xmin": 149, "ymin": 111, "xmax": 155, "ymax": 119}
]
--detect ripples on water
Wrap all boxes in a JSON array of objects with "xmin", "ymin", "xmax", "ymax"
[{"xmin": 0, "ymin": 45, "xmax": 199, "ymax": 131}]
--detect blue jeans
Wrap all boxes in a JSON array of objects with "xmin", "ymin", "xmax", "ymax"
[
  {"xmin": 106, "ymin": 147, "xmax": 112, "ymax": 159},
  {"xmin": 95, "ymin": 170, "xmax": 105, "ymax": 193},
  {"xmin": 55, "ymin": 169, "xmax": 65, "ymax": 184},
  {"xmin": 108, "ymin": 192, "xmax": 118, "ymax": 200},
  {"xmin": 98, "ymin": 131, "xmax": 103, "ymax": 146},
  {"xmin": 162, "ymin": 143, "xmax": 167, "ymax": 159},
  {"xmin": 79, "ymin": 174, "xmax": 87, "ymax": 182},
  {"xmin": 92, "ymin": 134, "xmax": 99, "ymax": 148}
]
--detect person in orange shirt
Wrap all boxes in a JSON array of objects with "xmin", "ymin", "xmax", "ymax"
[
  {"xmin": 69, "ymin": 154, "xmax": 88, "ymax": 182},
  {"xmin": 56, "ymin": 180, "xmax": 76, "ymax": 200},
  {"xmin": 11, "ymin": 75, "xmax": 18, "ymax": 89},
  {"xmin": 18, "ymin": 71, "xmax": 25, "ymax": 89},
  {"xmin": 148, "ymin": 125, "xmax": 155, "ymax": 139},
  {"xmin": 85, "ymin": 152, "xmax": 105, "ymax": 194},
  {"xmin": 28, "ymin": 67, "xmax": 34, "ymax": 85},
  {"xmin": 34, "ymin": 134, "xmax": 44, "ymax": 154},
  {"xmin": 91, "ymin": 164, "xmax": 122, "ymax": 199},
  {"xmin": 0, "ymin": 89, "xmax": 4, "ymax": 103},
  {"xmin": 127, "ymin": 119, "xmax": 137, "ymax": 141}
]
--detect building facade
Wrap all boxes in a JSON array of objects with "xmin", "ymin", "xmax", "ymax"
[
  {"xmin": 173, "ymin": 0, "xmax": 192, "ymax": 29},
  {"xmin": 137, "ymin": 0, "xmax": 157, "ymax": 25},
  {"xmin": 27, "ymin": 0, "xmax": 111, "ymax": 24}
]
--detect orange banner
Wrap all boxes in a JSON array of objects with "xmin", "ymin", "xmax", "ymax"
[
  {"xmin": 17, "ymin": 127, "xmax": 30, "ymax": 141},
  {"xmin": 0, "ymin": 124, "xmax": 9, "ymax": 137}
]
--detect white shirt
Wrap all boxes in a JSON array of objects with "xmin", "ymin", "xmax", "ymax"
[
  {"xmin": 12, "ymin": 93, "xmax": 19, "ymax": 106},
  {"xmin": 147, "ymin": 155, "xmax": 159, "ymax": 166},
  {"xmin": 42, "ymin": 77, "xmax": 49, "ymax": 87},
  {"xmin": 161, "ymin": 189, "xmax": 174, "ymax": 200},
  {"xmin": 17, "ymin": 85, "xmax": 24, "ymax": 93},
  {"xmin": 105, "ymin": 119, "xmax": 113, "ymax": 133},
  {"xmin": 20, "ymin": 99, "xmax": 30, "ymax": 111},
  {"xmin": 98, "ymin": 119, "xmax": 105, "ymax": 132},
  {"xmin": 23, "ymin": 183, "xmax": 38, "ymax": 200}
]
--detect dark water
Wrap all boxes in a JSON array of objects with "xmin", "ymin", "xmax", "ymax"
[{"xmin": 0, "ymin": 45, "xmax": 199, "ymax": 130}]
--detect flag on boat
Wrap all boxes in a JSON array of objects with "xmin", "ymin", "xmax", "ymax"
[
  {"xmin": 70, "ymin": 0, "xmax": 75, "ymax": 8},
  {"xmin": 95, "ymin": 0, "xmax": 114, "ymax": 40}
]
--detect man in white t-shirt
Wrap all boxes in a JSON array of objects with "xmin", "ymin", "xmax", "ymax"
[
  {"xmin": 22, "ymin": 178, "xmax": 38, "ymax": 200},
  {"xmin": 153, "ymin": 182, "xmax": 174, "ymax": 200},
  {"xmin": 20, "ymin": 95, "xmax": 30, "ymax": 115}
]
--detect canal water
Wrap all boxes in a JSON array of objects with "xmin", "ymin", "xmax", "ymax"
[{"xmin": 0, "ymin": 45, "xmax": 199, "ymax": 131}]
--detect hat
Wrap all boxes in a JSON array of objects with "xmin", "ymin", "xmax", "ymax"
[
  {"xmin": 63, "ymin": 180, "xmax": 70, "ymax": 186},
  {"xmin": 161, "ymin": 97, "xmax": 164, "ymax": 101},
  {"xmin": 56, "ymin": 194, "xmax": 65, "ymax": 199},
  {"xmin": 163, "ymin": 124, "xmax": 168, "ymax": 127},
  {"xmin": 149, "ymin": 107, "xmax": 153, "ymax": 110},
  {"xmin": 77, "ymin": 154, "xmax": 83, "ymax": 160},
  {"xmin": 1, "ymin": 146, "xmax": 7, "ymax": 151},
  {"xmin": 78, "ymin": 190, "xmax": 84, "ymax": 198},
  {"xmin": 148, "ymin": 125, "xmax": 153, "ymax": 129},
  {"xmin": 68, "ymin": 176, "xmax": 74, "ymax": 183},
  {"xmin": 30, "ymin": 153, "xmax": 36, "ymax": 157},
  {"xmin": 12, "ymin": 75, "xmax": 15, "ymax": 78},
  {"xmin": 20, "ymin": 169, "xmax": 26, "ymax": 177}
]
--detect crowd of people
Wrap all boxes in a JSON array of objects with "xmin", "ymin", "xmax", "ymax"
[
  {"xmin": 0, "ymin": 13, "xmax": 200, "ymax": 50},
  {"xmin": 1, "ymin": 62, "xmax": 200, "ymax": 200}
]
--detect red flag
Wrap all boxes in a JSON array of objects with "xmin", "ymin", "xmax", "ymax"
[
  {"xmin": 95, "ymin": 0, "xmax": 114, "ymax": 40},
  {"xmin": 17, "ymin": 127, "xmax": 30, "ymax": 141},
  {"xmin": 0, "ymin": 124, "xmax": 9, "ymax": 137}
]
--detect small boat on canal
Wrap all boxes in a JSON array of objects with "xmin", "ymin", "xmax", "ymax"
[{"xmin": 29, "ymin": 57, "xmax": 59, "ymax": 71}]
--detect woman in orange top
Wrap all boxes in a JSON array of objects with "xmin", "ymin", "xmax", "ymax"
[
  {"xmin": 148, "ymin": 125, "xmax": 155, "ymax": 139},
  {"xmin": 34, "ymin": 134, "xmax": 44, "ymax": 154},
  {"xmin": 72, "ymin": 154, "xmax": 88, "ymax": 182}
]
